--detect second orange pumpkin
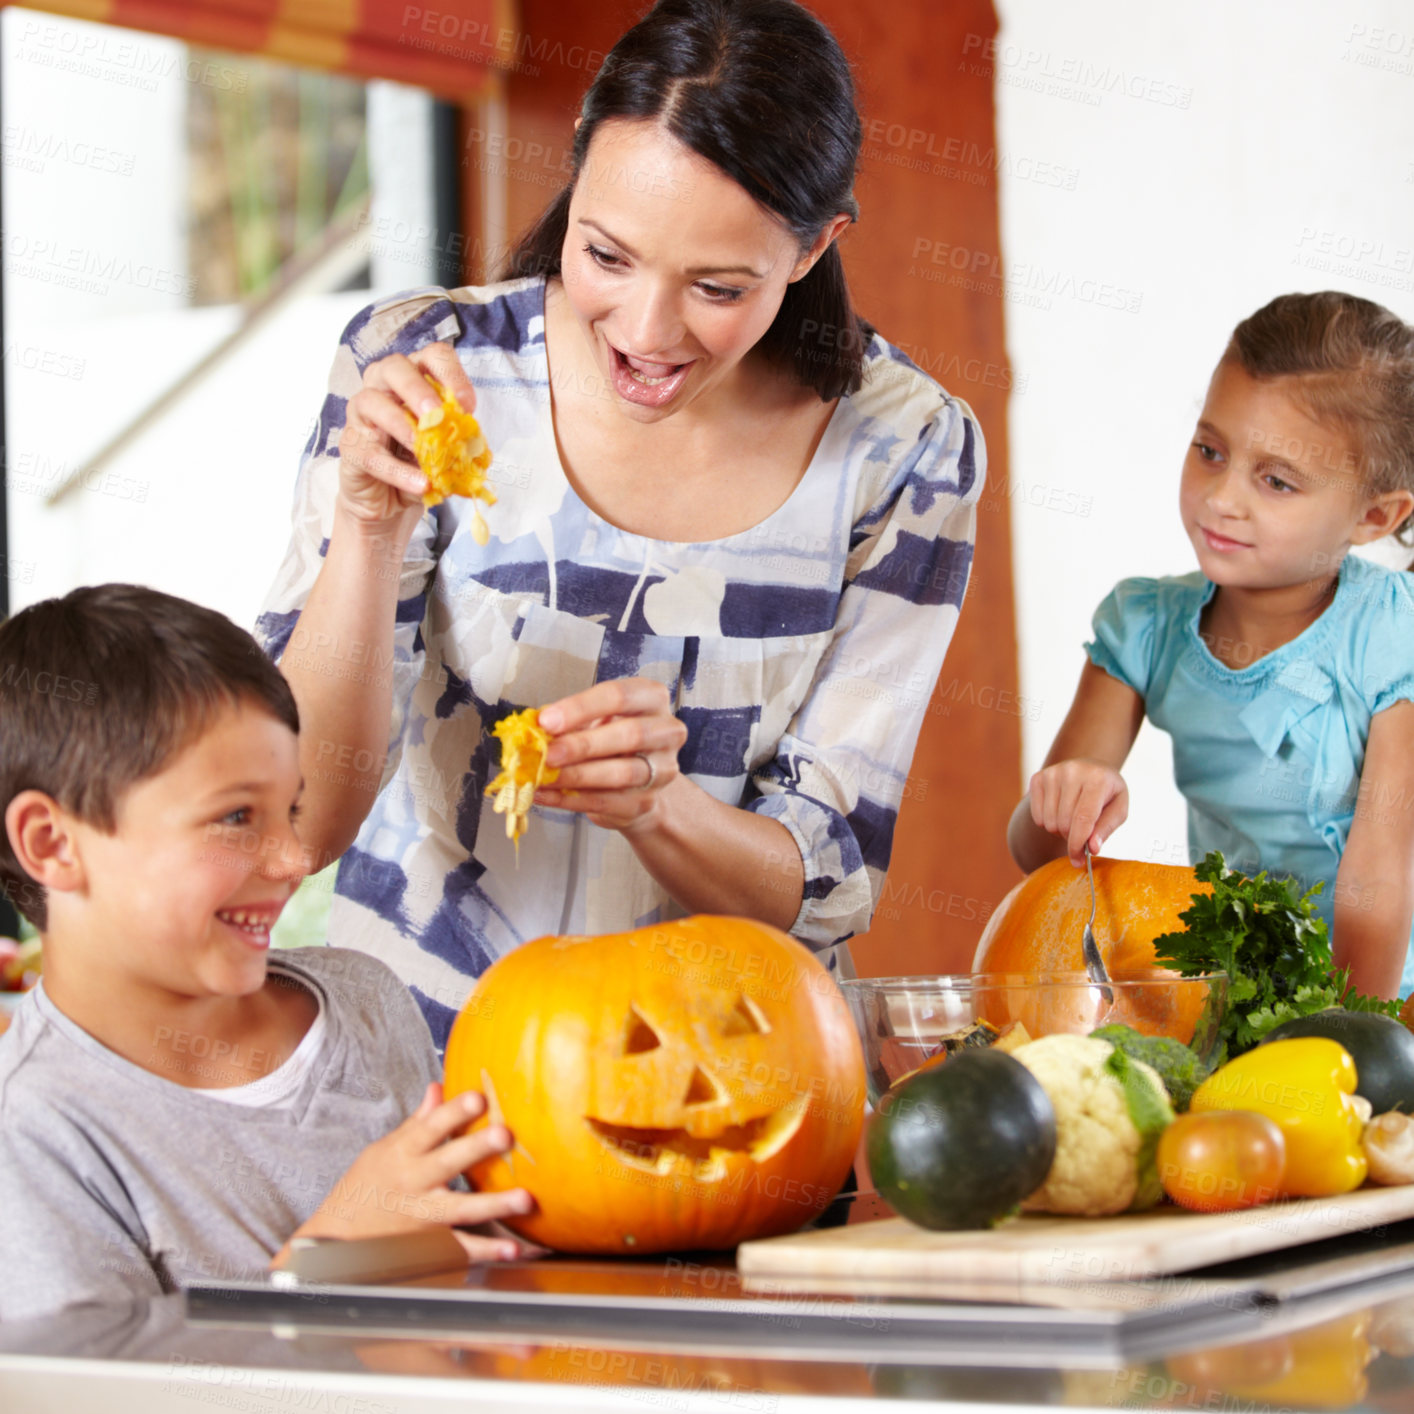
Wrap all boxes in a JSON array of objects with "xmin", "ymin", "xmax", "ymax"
[{"xmin": 972, "ymin": 856, "xmax": 1211, "ymax": 1040}]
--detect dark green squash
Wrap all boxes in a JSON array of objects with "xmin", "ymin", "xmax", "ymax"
[
  {"xmin": 870, "ymin": 1366, "xmax": 1065, "ymax": 1403},
  {"xmin": 868, "ymin": 1047, "xmax": 1057, "ymax": 1230},
  {"xmin": 1260, "ymin": 1009, "xmax": 1414, "ymax": 1114}
]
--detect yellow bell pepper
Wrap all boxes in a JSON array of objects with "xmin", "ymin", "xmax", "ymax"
[
  {"xmin": 1168, "ymin": 1312, "xmax": 1371, "ymax": 1410},
  {"xmin": 1190, "ymin": 1037, "xmax": 1367, "ymax": 1198}
]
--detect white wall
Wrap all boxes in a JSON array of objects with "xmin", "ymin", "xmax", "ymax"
[{"xmin": 995, "ymin": 1, "xmax": 1414, "ymax": 866}]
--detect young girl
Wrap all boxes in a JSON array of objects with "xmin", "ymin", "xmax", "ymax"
[{"xmin": 1009, "ymin": 292, "xmax": 1414, "ymax": 999}]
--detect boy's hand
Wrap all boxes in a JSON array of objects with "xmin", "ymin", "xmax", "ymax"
[
  {"xmin": 278, "ymin": 1084, "xmax": 538, "ymax": 1266},
  {"xmin": 1028, "ymin": 758, "xmax": 1129, "ymax": 866}
]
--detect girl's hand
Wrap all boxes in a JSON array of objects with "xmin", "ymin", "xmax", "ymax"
[
  {"xmin": 337, "ymin": 342, "xmax": 476, "ymax": 528},
  {"xmin": 281, "ymin": 1083, "xmax": 538, "ymax": 1265},
  {"xmin": 535, "ymin": 679, "xmax": 689, "ymax": 834},
  {"xmin": 1027, "ymin": 757, "xmax": 1129, "ymax": 866}
]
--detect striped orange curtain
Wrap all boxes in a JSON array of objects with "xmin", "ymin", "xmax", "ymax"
[{"xmin": 0, "ymin": 0, "xmax": 514, "ymax": 97}]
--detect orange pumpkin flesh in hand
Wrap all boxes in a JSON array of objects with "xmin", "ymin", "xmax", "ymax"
[
  {"xmin": 443, "ymin": 916, "xmax": 867, "ymax": 1254},
  {"xmin": 485, "ymin": 708, "xmax": 558, "ymax": 854},
  {"xmin": 407, "ymin": 378, "xmax": 496, "ymax": 541},
  {"xmin": 972, "ymin": 856, "xmax": 1212, "ymax": 1040}
]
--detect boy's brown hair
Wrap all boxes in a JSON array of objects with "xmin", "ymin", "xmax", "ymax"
[
  {"xmin": 1225, "ymin": 291, "xmax": 1414, "ymax": 542},
  {"xmin": 0, "ymin": 584, "xmax": 299, "ymax": 929}
]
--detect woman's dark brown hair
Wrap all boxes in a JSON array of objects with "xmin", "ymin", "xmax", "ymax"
[
  {"xmin": 505, "ymin": 0, "xmax": 869, "ymax": 400},
  {"xmin": 0, "ymin": 584, "xmax": 299, "ymax": 929},
  {"xmin": 1226, "ymin": 291, "xmax": 1414, "ymax": 543}
]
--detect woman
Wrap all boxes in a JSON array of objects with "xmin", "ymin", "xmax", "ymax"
[{"xmin": 258, "ymin": 0, "xmax": 983, "ymax": 1048}]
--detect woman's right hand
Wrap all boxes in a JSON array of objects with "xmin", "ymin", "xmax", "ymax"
[
  {"xmin": 1026, "ymin": 757, "xmax": 1129, "ymax": 866},
  {"xmin": 337, "ymin": 341, "xmax": 478, "ymax": 527}
]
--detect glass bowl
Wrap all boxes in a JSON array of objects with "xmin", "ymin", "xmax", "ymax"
[{"xmin": 840, "ymin": 970, "xmax": 1228, "ymax": 1106}]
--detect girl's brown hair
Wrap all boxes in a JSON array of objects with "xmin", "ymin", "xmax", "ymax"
[{"xmin": 1225, "ymin": 291, "xmax": 1414, "ymax": 542}]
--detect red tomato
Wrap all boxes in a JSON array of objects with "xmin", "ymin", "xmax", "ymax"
[{"xmin": 1158, "ymin": 1110, "xmax": 1286, "ymax": 1212}]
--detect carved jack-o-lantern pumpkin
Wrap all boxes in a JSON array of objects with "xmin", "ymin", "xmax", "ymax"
[{"xmin": 443, "ymin": 916, "xmax": 866, "ymax": 1254}]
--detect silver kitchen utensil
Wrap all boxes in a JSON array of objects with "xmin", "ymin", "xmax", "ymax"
[{"xmin": 1081, "ymin": 846, "xmax": 1114, "ymax": 1005}]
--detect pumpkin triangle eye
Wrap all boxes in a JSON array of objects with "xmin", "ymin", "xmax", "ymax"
[
  {"xmin": 623, "ymin": 1006, "xmax": 663, "ymax": 1055},
  {"xmin": 684, "ymin": 1065, "xmax": 725, "ymax": 1107},
  {"xmin": 720, "ymin": 995, "xmax": 770, "ymax": 1037}
]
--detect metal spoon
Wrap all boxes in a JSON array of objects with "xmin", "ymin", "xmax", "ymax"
[{"xmin": 1081, "ymin": 846, "xmax": 1114, "ymax": 1005}]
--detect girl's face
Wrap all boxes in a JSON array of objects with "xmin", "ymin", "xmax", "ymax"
[
  {"xmin": 1178, "ymin": 361, "xmax": 1407, "ymax": 591},
  {"xmin": 557, "ymin": 119, "xmax": 846, "ymax": 422}
]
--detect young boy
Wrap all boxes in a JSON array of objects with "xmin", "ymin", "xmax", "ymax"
[{"xmin": 0, "ymin": 585, "xmax": 532, "ymax": 1320}]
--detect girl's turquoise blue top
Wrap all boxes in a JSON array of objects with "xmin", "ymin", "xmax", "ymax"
[{"xmin": 1087, "ymin": 552, "xmax": 1414, "ymax": 997}]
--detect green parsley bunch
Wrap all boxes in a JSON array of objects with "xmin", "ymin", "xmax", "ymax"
[{"xmin": 1152, "ymin": 851, "xmax": 1399, "ymax": 1057}]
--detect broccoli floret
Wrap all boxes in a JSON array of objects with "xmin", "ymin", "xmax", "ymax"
[{"xmin": 1089, "ymin": 1025, "xmax": 1211, "ymax": 1113}]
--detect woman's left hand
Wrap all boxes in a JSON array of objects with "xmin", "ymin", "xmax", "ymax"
[{"xmin": 534, "ymin": 679, "xmax": 688, "ymax": 833}]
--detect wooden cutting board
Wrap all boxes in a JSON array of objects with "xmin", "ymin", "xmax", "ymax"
[{"xmin": 737, "ymin": 1185, "xmax": 1414, "ymax": 1284}]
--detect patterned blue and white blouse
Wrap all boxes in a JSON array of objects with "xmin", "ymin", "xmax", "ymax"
[{"xmin": 257, "ymin": 277, "xmax": 984, "ymax": 1048}]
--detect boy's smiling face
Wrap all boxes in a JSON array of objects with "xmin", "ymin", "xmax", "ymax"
[{"xmin": 60, "ymin": 701, "xmax": 307, "ymax": 1006}]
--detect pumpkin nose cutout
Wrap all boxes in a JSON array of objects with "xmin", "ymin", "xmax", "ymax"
[
  {"xmin": 684, "ymin": 1065, "xmax": 726, "ymax": 1107},
  {"xmin": 623, "ymin": 1006, "xmax": 662, "ymax": 1054}
]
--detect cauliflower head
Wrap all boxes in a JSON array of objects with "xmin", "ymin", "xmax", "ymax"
[{"xmin": 1013, "ymin": 1033, "xmax": 1173, "ymax": 1216}]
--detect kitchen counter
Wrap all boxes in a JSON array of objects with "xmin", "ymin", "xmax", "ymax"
[{"xmin": 5, "ymin": 1216, "xmax": 1414, "ymax": 1414}]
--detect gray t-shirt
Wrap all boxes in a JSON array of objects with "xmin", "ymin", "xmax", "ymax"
[{"xmin": 0, "ymin": 947, "xmax": 440, "ymax": 1320}]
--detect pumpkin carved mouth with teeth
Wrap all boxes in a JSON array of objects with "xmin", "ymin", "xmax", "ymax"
[{"xmin": 444, "ymin": 917, "xmax": 866, "ymax": 1254}]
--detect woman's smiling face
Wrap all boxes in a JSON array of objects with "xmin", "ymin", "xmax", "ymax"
[{"xmin": 558, "ymin": 118, "xmax": 833, "ymax": 421}]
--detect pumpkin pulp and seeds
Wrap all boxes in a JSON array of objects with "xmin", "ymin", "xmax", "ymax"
[
  {"xmin": 486, "ymin": 708, "xmax": 559, "ymax": 852},
  {"xmin": 408, "ymin": 378, "xmax": 496, "ymax": 542}
]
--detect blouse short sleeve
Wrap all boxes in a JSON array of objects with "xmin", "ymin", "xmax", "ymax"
[
  {"xmin": 254, "ymin": 288, "xmax": 459, "ymax": 785},
  {"xmin": 1086, "ymin": 577, "xmax": 1161, "ymax": 699},
  {"xmin": 745, "ymin": 385, "xmax": 984, "ymax": 948},
  {"xmin": 1348, "ymin": 561, "xmax": 1414, "ymax": 717}
]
